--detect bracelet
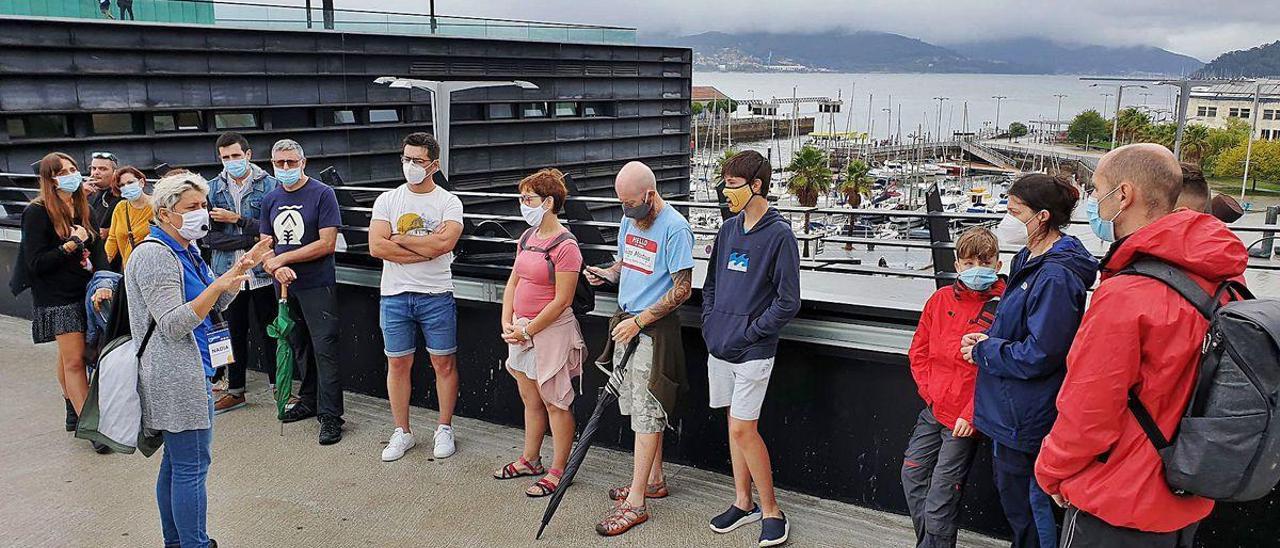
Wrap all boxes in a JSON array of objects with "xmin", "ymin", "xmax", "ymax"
[
  {"xmin": 634, "ymin": 317, "xmax": 647, "ymax": 330},
  {"xmin": 521, "ymin": 326, "xmax": 531, "ymax": 340}
]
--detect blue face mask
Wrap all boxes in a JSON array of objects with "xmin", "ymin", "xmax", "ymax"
[
  {"xmin": 1087, "ymin": 186, "xmax": 1123, "ymax": 242},
  {"xmin": 958, "ymin": 266, "xmax": 999, "ymax": 291},
  {"xmin": 224, "ymin": 158, "xmax": 250, "ymax": 178},
  {"xmin": 55, "ymin": 172, "xmax": 83, "ymax": 193},
  {"xmin": 120, "ymin": 182, "xmax": 143, "ymax": 201},
  {"xmin": 275, "ymin": 167, "xmax": 301, "ymax": 185}
]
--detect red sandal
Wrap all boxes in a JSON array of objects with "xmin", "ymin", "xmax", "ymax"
[
  {"xmin": 608, "ymin": 480, "xmax": 669, "ymax": 501},
  {"xmin": 526, "ymin": 469, "xmax": 563, "ymax": 497},
  {"xmin": 595, "ymin": 501, "xmax": 649, "ymax": 536},
  {"xmin": 493, "ymin": 456, "xmax": 544, "ymax": 480}
]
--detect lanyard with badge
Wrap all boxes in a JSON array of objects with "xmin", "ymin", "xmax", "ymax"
[{"xmin": 189, "ymin": 247, "xmax": 235, "ymax": 368}]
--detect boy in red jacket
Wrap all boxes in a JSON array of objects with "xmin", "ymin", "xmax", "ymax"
[{"xmin": 903, "ymin": 228, "xmax": 1005, "ymax": 548}]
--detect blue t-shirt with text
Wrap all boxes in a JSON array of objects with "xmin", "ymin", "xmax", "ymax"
[
  {"xmin": 259, "ymin": 177, "xmax": 342, "ymax": 290},
  {"xmin": 615, "ymin": 205, "xmax": 695, "ymax": 314}
]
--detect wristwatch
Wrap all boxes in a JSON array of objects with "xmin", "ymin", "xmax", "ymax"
[{"xmin": 521, "ymin": 326, "xmax": 531, "ymax": 341}]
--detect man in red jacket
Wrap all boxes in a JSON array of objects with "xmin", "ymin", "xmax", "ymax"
[
  {"xmin": 903, "ymin": 227, "xmax": 1005, "ymax": 548},
  {"xmin": 1036, "ymin": 143, "xmax": 1247, "ymax": 546}
]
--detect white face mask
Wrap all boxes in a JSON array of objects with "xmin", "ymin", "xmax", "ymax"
[
  {"xmin": 520, "ymin": 200, "xmax": 548, "ymax": 227},
  {"xmin": 403, "ymin": 161, "xmax": 428, "ymax": 185},
  {"xmin": 994, "ymin": 212, "xmax": 1032, "ymax": 247},
  {"xmin": 167, "ymin": 208, "xmax": 210, "ymax": 241}
]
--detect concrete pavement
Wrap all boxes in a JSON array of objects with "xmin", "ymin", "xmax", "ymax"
[{"xmin": 0, "ymin": 315, "xmax": 1003, "ymax": 548}]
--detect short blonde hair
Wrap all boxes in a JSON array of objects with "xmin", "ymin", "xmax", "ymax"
[
  {"xmin": 152, "ymin": 171, "xmax": 209, "ymax": 212},
  {"xmin": 955, "ymin": 227, "xmax": 999, "ymax": 262}
]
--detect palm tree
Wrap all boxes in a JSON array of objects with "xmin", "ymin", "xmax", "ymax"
[
  {"xmin": 839, "ymin": 159, "xmax": 874, "ymax": 208},
  {"xmin": 1182, "ymin": 124, "xmax": 1210, "ymax": 164},
  {"xmin": 712, "ymin": 148, "xmax": 738, "ymax": 186},
  {"xmin": 785, "ymin": 146, "xmax": 833, "ymax": 207}
]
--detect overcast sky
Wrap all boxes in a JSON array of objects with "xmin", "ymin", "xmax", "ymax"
[{"xmin": 299, "ymin": 0, "xmax": 1280, "ymax": 61}]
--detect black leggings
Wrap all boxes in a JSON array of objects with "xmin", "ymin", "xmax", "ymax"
[{"xmin": 225, "ymin": 286, "xmax": 279, "ymax": 393}]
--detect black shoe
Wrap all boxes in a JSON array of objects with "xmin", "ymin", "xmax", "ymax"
[
  {"xmin": 759, "ymin": 513, "xmax": 789, "ymax": 547},
  {"xmin": 65, "ymin": 398, "xmax": 78, "ymax": 432},
  {"xmin": 710, "ymin": 503, "xmax": 761, "ymax": 533},
  {"xmin": 318, "ymin": 415, "xmax": 343, "ymax": 445},
  {"xmin": 209, "ymin": 539, "xmax": 217, "ymax": 548},
  {"xmin": 280, "ymin": 403, "xmax": 315, "ymax": 424},
  {"xmin": 92, "ymin": 441, "xmax": 112, "ymax": 454}
]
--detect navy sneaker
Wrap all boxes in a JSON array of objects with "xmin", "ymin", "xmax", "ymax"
[
  {"xmin": 710, "ymin": 503, "xmax": 761, "ymax": 533},
  {"xmin": 759, "ymin": 513, "xmax": 789, "ymax": 547}
]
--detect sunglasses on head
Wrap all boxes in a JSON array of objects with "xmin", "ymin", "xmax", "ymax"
[{"xmin": 91, "ymin": 152, "xmax": 117, "ymax": 162}]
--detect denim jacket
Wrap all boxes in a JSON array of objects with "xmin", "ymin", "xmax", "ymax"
[
  {"xmin": 205, "ymin": 163, "xmax": 278, "ymax": 283},
  {"xmin": 84, "ymin": 270, "xmax": 122, "ymax": 350}
]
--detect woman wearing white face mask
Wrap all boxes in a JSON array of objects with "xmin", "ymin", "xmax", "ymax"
[
  {"xmin": 493, "ymin": 168, "xmax": 585, "ymax": 498},
  {"xmin": 961, "ymin": 174, "xmax": 1099, "ymax": 548},
  {"xmin": 104, "ymin": 166, "xmax": 153, "ymax": 268},
  {"xmin": 124, "ymin": 172, "xmax": 273, "ymax": 548}
]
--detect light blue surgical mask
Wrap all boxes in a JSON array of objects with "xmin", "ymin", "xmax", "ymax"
[
  {"xmin": 120, "ymin": 182, "xmax": 143, "ymax": 201},
  {"xmin": 1087, "ymin": 186, "xmax": 1123, "ymax": 242},
  {"xmin": 224, "ymin": 158, "xmax": 250, "ymax": 178},
  {"xmin": 275, "ymin": 167, "xmax": 301, "ymax": 185},
  {"xmin": 958, "ymin": 266, "xmax": 999, "ymax": 291},
  {"xmin": 55, "ymin": 172, "xmax": 83, "ymax": 193}
]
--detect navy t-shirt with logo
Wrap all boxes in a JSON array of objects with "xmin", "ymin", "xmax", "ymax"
[{"xmin": 259, "ymin": 177, "xmax": 342, "ymax": 290}]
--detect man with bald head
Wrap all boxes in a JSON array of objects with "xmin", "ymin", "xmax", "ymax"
[
  {"xmin": 1036, "ymin": 144, "xmax": 1247, "ymax": 546},
  {"xmin": 585, "ymin": 161, "xmax": 694, "ymax": 536}
]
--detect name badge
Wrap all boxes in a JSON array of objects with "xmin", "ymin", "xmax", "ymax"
[
  {"xmin": 622, "ymin": 234, "xmax": 658, "ymax": 275},
  {"xmin": 208, "ymin": 322, "xmax": 234, "ymax": 368}
]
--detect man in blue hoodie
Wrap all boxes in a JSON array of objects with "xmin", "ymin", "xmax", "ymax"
[{"xmin": 702, "ymin": 150, "xmax": 801, "ymax": 548}]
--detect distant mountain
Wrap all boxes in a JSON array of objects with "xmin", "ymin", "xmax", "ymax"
[
  {"xmin": 948, "ymin": 38, "xmax": 1202, "ymax": 76},
  {"xmin": 649, "ymin": 30, "xmax": 1029, "ymax": 73},
  {"xmin": 1195, "ymin": 41, "xmax": 1280, "ymax": 78}
]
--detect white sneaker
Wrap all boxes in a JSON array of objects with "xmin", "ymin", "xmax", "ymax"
[
  {"xmin": 433, "ymin": 424, "xmax": 456, "ymax": 458},
  {"xmin": 381, "ymin": 427, "xmax": 416, "ymax": 462}
]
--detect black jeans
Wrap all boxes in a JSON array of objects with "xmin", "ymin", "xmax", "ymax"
[
  {"xmin": 226, "ymin": 285, "xmax": 278, "ymax": 394},
  {"xmin": 119, "ymin": 4, "xmax": 134, "ymax": 20},
  {"xmin": 993, "ymin": 442, "xmax": 1058, "ymax": 548},
  {"xmin": 287, "ymin": 284, "xmax": 343, "ymax": 420},
  {"xmin": 1061, "ymin": 507, "xmax": 1197, "ymax": 548},
  {"xmin": 902, "ymin": 408, "xmax": 979, "ymax": 548}
]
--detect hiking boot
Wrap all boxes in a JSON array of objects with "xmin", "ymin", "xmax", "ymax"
[
  {"xmin": 318, "ymin": 415, "xmax": 344, "ymax": 445},
  {"xmin": 280, "ymin": 403, "xmax": 315, "ymax": 423},
  {"xmin": 214, "ymin": 393, "xmax": 246, "ymax": 415},
  {"xmin": 710, "ymin": 503, "xmax": 761, "ymax": 533},
  {"xmin": 65, "ymin": 398, "xmax": 78, "ymax": 432}
]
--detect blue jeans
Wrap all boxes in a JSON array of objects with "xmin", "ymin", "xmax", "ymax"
[
  {"xmin": 158, "ymin": 388, "xmax": 214, "ymax": 548},
  {"xmin": 992, "ymin": 442, "xmax": 1057, "ymax": 548},
  {"xmin": 379, "ymin": 292, "xmax": 458, "ymax": 357}
]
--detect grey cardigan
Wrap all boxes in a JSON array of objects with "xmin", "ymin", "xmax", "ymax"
[{"xmin": 125, "ymin": 237, "xmax": 238, "ymax": 433}]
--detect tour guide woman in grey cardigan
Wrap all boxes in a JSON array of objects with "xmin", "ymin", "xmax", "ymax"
[{"xmin": 124, "ymin": 172, "xmax": 271, "ymax": 548}]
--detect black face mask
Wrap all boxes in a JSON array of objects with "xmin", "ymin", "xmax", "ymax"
[{"xmin": 623, "ymin": 191, "xmax": 653, "ymax": 220}]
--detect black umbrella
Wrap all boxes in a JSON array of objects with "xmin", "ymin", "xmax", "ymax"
[{"xmin": 536, "ymin": 337, "xmax": 640, "ymax": 540}]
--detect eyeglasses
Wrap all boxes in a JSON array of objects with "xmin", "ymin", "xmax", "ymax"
[
  {"xmin": 518, "ymin": 194, "xmax": 545, "ymax": 206},
  {"xmin": 91, "ymin": 152, "xmax": 117, "ymax": 162},
  {"xmin": 272, "ymin": 159, "xmax": 303, "ymax": 169},
  {"xmin": 401, "ymin": 155, "xmax": 433, "ymax": 168}
]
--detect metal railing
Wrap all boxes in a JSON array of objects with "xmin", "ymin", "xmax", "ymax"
[{"xmin": 0, "ymin": 0, "xmax": 638, "ymax": 45}]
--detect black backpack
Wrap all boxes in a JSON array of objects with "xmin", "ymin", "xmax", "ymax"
[
  {"xmin": 518, "ymin": 228, "xmax": 595, "ymax": 316},
  {"xmin": 1122, "ymin": 259, "xmax": 1280, "ymax": 502}
]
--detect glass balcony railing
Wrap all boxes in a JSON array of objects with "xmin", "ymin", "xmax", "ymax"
[{"xmin": 0, "ymin": 0, "xmax": 637, "ymax": 44}]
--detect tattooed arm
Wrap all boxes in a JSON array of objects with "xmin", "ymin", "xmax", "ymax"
[{"xmin": 610, "ymin": 268, "xmax": 693, "ymax": 343}]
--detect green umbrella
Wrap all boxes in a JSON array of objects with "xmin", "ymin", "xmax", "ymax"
[{"xmin": 266, "ymin": 285, "xmax": 295, "ymax": 424}]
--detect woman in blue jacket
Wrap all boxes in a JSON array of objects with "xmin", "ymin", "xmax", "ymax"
[{"xmin": 961, "ymin": 174, "xmax": 1098, "ymax": 548}]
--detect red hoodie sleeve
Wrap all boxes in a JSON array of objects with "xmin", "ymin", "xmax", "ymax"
[
  {"xmin": 1035, "ymin": 280, "xmax": 1143, "ymax": 495},
  {"xmin": 908, "ymin": 291, "xmax": 938, "ymax": 405}
]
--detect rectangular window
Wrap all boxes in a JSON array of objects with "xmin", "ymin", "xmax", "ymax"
[
  {"xmin": 271, "ymin": 108, "xmax": 312, "ymax": 129},
  {"xmin": 487, "ymin": 103, "xmax": 515, "ymax": 120},
  {"xmin": 409, "ymin": 105, "xmax": 435, "ymax": 122},
  {"xmin": 1229, "ymin": 107, "xmax": 1251, "ymax": 118},
  {"xmin": 1265, "ymin": 109, "xmax": 1278, "ymax": 121},
  {"xmin": 330, "ymin": 109, "xmax": 358, "ymax": 125},
  {"xmin": 369, "ymin": 108, "xmax": 400, "ymax": 124},
  {"xmin": 1196, "ymin": 106, "xmax": 1210, "ymax": 116},
  {"xmin": 554, "ymin": 102, "xmax": 579, "ymax": 117},
  {"xmin": 521, "ymin": 102, "xmax": 549, "ymax": 119},
  {"xmin": 582, "ymin": 102, "xmax": 614, "ymax": 117},
  {"xmin": 7, "ymin": 114, "xmax": 71, "ymax": 139},
  {"xmin": 154, "ymin": 112, "xmax": 203, "ymax": 132},
  {"xmin": 449, "ymin": 104, "xmax": 482, "ymax": 122},
  {"xmin": 90, "ymin": 113, "xmax": 136, "ymax": 135},
  {"xmin": 214, "ymin": 112, "xmax": 258, "ymax": 130}
]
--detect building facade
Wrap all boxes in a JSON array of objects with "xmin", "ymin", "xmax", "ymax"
[{"xmin": 1186, "ymin": 80, "xmax": 1280, "ymax": 140}]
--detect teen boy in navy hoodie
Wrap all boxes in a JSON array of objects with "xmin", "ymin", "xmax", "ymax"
[{"xmin": 701, "ymin": 150, "xmax": 801, "ymax": 548}]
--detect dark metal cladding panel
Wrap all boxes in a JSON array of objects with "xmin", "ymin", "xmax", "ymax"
[
  {"xmin": 0, "ymin": 78, "xmax": 79, "ymax": 110},
  {"xmin": 209, "ymin": 53, "xmax": 269, "ymax": 74},
  {"xmin": 0, "ymin": 50, "xmax": 74, "ymax": 74},
  {"xmin": 147, "ymin": 77, "xmax": 213, "ymax": 108},
  {"xmin": 75, "ymin": 50, "xmax": 145, "ymax": 74},
  {"xmin": 146, "ymin": 51, "xmax": 210, "ymax": 74},
  {"xmin": 268, "ymin": 78, "xmax": 321, "ymax": 105},
  {"xmin": 78, "ymin": 79, "xmax": 149, "ymax": 110},
  {"xmin": 210, "ymin": 79, "xmax": 269, "ymax": 106}
]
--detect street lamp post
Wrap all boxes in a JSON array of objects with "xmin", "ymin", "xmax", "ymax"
[
  {"xmin": 992, "ymin": 96, "xmax": 1007, "ymax": 140},
  {"xmin": 1093, "ymin": 83, "xmax": 1147, "ymax": 147},
  {"xmin": 1099, "ymin": 92, "xmax": 1113, "ymax": 118},
  {"xmin": 374, "ymin": 77, "xmax": 539, "ymax": 178},
  {"xmin": 1053, "ymin": 94, "xmax": 1067, "ymax": 139}
]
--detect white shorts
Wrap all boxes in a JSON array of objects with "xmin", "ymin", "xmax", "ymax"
[{"xmin": 707, "ymin": 355, "xmax": 775, "ymax": 421}]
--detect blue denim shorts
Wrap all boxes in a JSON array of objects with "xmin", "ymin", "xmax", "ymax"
[{"xmin": 379, "ymin": 292, "xmax": 458, "ymax": 357}]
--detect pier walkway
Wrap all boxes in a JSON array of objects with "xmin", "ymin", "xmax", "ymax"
[{"xmin": 0, "ymin": 315, "xmax": 1003, "ymax": 548}]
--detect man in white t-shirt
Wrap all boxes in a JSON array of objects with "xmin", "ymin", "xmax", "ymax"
[{"xmin": 368, "ymin": 132, "xmax": 465, "ymax": 462}]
